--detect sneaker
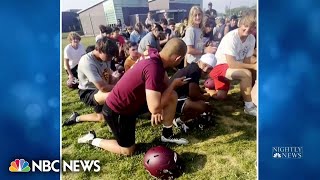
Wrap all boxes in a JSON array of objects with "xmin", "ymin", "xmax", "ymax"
[
  {"xmin": 244, "ymin": 106, "xmax": 257, "ymax": 116},
  {"xmin": 78, "ymin": 130, "xmax": 96, "ymax": 144},
  {"xmin": 161, "ymin": 135, "xmax": 189, "ymax": 145},
  {"xmin": 173, "ymin": 118, "xmax": 189, "ymax": 133},
  {"xmin": 63, "ymin": 112, "xmax": 79, "ymax": 126}
]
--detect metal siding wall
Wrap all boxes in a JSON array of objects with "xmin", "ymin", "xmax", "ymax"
[
  {"xmin": 122, "ymin": 7, "xmax": 149, "ymax": 26},
  {"xmin": 114, "ymin": 0, "xmax": 149, "ymax": 26},
  {"xmin": 169, "ymin": 3, "xmax": 200, "ymax": 12},
  {"xmin": 78, "ymin": 3, "xmax": 107, "ymax": 36},
  {"xmin": 149, "ymin": 0, "xmax": 169, "ymax": 11},
  {"xmin": 103, "ymin": 0, "xmax": 117, "ymax": 25}
]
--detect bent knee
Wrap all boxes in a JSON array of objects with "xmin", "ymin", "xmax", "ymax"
[
  {"xmin": 96, "ymin": 113, "xmax": 105, "ymax": 121},
  {"xmin": 120, "ymin": 145, "xmax": 135, "ymax": 156},
  {"xmin": 240, "ymin": 69, "xmax": 252, "ymax": 79}
]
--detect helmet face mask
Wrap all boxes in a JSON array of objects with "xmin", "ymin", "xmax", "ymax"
[{"xmin": 144, "ymin": 146, "xmax": 183, "ymax": 179}]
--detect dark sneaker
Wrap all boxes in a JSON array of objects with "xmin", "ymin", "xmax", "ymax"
[
  {"xmin": 63, "ymin": 112, "xmax": 79, "ymax": 126},
  {"xmin": 78, "ymin": 130, "xmax": 96, "ymax": 144}
]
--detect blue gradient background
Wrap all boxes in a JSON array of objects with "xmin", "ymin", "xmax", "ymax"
[
  {"xmin": 259, "ymin": 0, "xmax": 320, "ymax": 179},
  {"xmin": 0, "ymin": 1, "xmax": 60, "ymax": 180}
]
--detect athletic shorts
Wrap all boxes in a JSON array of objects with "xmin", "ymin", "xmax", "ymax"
[
  {"xmin": 209, "ymin": 64, "xmax": 230, "ymax": 91},
  {"xmin": 78, "ymin": 89, "xmax": 103, "ymax": 113},
  {"xmin": 102, "ymin": 104, "xmax": 136, "ymax": 147},
  {"xmin": 102, "ymin": 104, "xmax": 149, "ymax": 147}
]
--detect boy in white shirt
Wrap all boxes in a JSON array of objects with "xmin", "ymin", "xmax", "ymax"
[
  {"xmin": 209, "ymin": 10, "xmax": 257, "ymax": 116},
  {"xmin": 64, "ymin": 32, "xmax": 86, "ymax": 82}
]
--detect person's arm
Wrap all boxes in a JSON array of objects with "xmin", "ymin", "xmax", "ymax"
[
  {"xmin": 64, "ymin": 58, "xmax": 73, "ymax": 79},
  {"xmin": 188, "ymin": 82, "xmax": 208, "ymax": 101},
  {"xmin": 83, "ymin": 63, "xmax": 115, "ymax": 92},
  {"xmin": 93, "ymin": 81, "xmax": 114, "ymax": 92},
  {"xmin": 226, "ymin": 55, "xmax": 256, "ymax": 70},
  {"xmin": 146, "ymin": 89, "xmax": 163, "ymax": 126},
  {"xmin": 160, "ymin": 77, "xmax": 186, "ymax": 106},
  {"xmin": 146, "ymin": 76, "xmax": 185, "ymax": 115},
  {"xmin": 242, "ymin": 38, "xmax": 256, "ymax": 64},
  {"xmin": 224, "ymin": 25, "xmax": 230, "ymax": 36},
  {"xmin": 160, "ymin": 34, "xmax": 169, "ymax": 45},
  {"xmin": 243, "ymin": 56, "xmax": 256, "ymax": 64},
  {"xmin": 64, "ymin": 47, "xmax": 74, "ymax": 79}
]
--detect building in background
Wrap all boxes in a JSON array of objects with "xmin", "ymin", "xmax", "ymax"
[
  {"xmin": 148, "ymin": 0, "xmax": 202, "ymax": 22},
  {"xmin": 78, "ymin": 0, "xmax": 148, "ymax": 36},
  {"xmin": 62, "ymin": 9, "xmax": 82, "ymax": 33}
]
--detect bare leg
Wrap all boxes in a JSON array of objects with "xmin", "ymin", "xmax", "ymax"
[
  {"xmin": 162, "ymin": 91, "xmax": 178, "ymax": 126},
  {"xmin": 78, "ymin": 113, "xmax": 104, "ymax": 122},
  {"xmin": 225, "ymin": 68, "xmax": 253, "ymax": 102},
  {"xmin": 94, "ymin": 91, "xmax": 110, "ymax": 105},
  {"xmin": 98, "ymin": 140, "xmax": 135, "ymax": 156},
  {"xmin": 251, "ymin": 81, "xmax": 257, "ymax": 106}
]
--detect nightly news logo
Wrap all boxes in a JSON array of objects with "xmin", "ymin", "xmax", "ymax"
[
  {"xmin": 9, "ymin": 159, "xmax": 100, "ymax": 172},
  {"xmin": 272, "ymin": 147, "xmax": 303, "ymax": 159}
]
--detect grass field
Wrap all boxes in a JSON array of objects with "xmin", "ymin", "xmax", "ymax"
[{"xmin": 61, "ymin": 36, "xmax": 256, "ymax": 180}]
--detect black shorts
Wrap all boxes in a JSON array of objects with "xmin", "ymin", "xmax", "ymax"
[
  {"xmin": 78, "ymin": 89, "xmax": 103, "ymax": 113},
  {"xmin": 102, "ymin": 104, "xmax": 137, "ymax": 147},
  {"xmin": 66, "ymin": 65, "xmax": 78, "ymax": 79}
]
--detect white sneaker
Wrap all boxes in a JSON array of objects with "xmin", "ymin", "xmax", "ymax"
[
  {"xmin": 161, "ymin": 135, "xmax": 189, "ymax": 145},
  {"xmin": 78, "ymin": 131, "xmax": 96, "ymax": 144},
  {"xmin": 244, "ymin": 106, "xmax": 257, "ymax": 116}
]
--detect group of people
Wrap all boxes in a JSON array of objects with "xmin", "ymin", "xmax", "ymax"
[{"xmin": 63, "ymin": 4, "xmax": 257, "ymax": 156}]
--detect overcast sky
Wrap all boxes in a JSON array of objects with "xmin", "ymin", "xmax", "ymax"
[{"xmin": 61, "ymin": 0, "xmax": 257, "ymax": 13}]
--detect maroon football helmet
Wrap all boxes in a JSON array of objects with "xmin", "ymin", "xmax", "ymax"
[
  {"xmin": 144, "ymin": 146, "xmax": 183, "ymax": 179},
  {"xmin": 66, "ymin": 78, "xmax": 79, "ymax": 89},
  {"xmin": 204, "ymin": 78, "xmax": 215, "ymax": 90}
]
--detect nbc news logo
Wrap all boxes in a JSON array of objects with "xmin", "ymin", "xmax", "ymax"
[
  {"xmin": 272, "ymin": 147, "xmax": 303, "ymax": 159},
  {"xmin": 9, "ymin": 159, "xmax": 100, "ymax": 172}
]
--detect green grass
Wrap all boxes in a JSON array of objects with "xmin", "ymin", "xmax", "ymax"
[{"xmin": 62, "ymin": 37, "xmax": 256, "ymax": 180}]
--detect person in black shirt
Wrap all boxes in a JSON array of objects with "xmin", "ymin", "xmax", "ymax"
[
  {"xmin": 169, "ymin": 53, "xmax": 216, "ymax": 125},
  {"xmin": 205, "ymin": 2, "xmax": 217, "ymax": 24}
]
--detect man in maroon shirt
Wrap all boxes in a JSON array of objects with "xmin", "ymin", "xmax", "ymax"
[{"xmin": 78, "ymin": 38, "xmax": 189, "ymax": 155}]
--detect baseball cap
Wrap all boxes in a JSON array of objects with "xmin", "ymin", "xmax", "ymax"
[{"xmin": 200, "ymin": 53, "xmax": 217, "ymax": 67}]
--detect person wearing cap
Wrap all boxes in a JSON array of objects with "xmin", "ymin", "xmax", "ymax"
[
  {"xmin": 224, "ymin": 15, "xmax": 239, "ymax": 35},
  {"xmin": 169, "ymin": 53, "xmax": 216, "ymax": 127},
  {"xmin": 209, "ymin": 10, "xmax": 257, "ymax": 116}
]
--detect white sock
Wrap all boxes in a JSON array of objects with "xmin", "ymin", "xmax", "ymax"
[
  {"xmin": 244, "ymin": 101, "xmax": 254, "ymax": 109},
  {"xmin": 91, "ymin": 138, "xmax": 102, "ymax": 147},
  {"xmin": 75, "ymin": 116, "xmax": 80, "ymax": 122},
  {"xmin": 163, "ymin": 124, "xmax": 173, "ymax": 128}
]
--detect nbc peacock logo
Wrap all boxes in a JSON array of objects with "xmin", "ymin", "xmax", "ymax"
[{"xmin": 9, "ymin": 159, "xmax": 31, "ymax": 172}]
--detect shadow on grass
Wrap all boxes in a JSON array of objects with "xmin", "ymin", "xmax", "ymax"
[{"xmin": 179, "ymin": 152, "xmax": 207, "ymax": 174}]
